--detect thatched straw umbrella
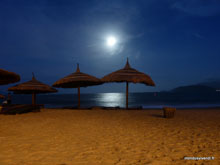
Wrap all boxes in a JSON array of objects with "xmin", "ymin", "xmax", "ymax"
[
  {"xmin": 53, "ymin": 64, "xmax": 102, "ymax": 108},
  {"xmin": 0, "ymin": 68, "xmax": 20, "ymax": 85},
  {"xmin": 102, "ymin": 58, "xmax": 155, "ymax": 109},
  {"xmin": 0, "ymin": 94, "xmax": 5, "ymax": 99},
  {"xmin": 8, "ymin": 73, "xmax": 57, "ymax": 105}
]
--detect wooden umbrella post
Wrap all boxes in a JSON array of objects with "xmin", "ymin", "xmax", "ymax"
[
  {"xmin": 126, "ymin": 82, "xmax": 129, "ymax": 109},
  {"xmin": 78, "ymin": 87, "xmax": 80, "ymax": 109},
  {"xmin": 32, "ymin": 92, "xmax": 36, "ymax": 105}
]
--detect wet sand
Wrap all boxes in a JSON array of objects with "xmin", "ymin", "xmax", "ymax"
[{"xmin": 0, "ymin": 109, "xmax": 220, "ymax": 165}]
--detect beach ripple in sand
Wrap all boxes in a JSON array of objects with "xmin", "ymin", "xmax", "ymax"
[{"xmin": 0, "ymin": 109, "xmax": 220, "ymax": 165}]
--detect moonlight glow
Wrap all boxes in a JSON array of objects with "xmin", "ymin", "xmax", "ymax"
[{"xmin": 106, "ymin": 36, "xmax": 117, "ymax": 47}]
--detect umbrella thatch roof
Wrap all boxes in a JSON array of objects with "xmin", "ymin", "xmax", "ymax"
[
  {"xmin": 102, "ymin": 58, "xmax": 155, "ymax": 109},
  {"xmin": 102, "ymin": 58, "xmax": 155, "ymax": 86},
  {"xmin": 53, "ymin": 64, "xmax": 102, "ymax": 108},
  {"xmin": 0, "ymin": 94, "xmax": 5, "ymax": 99},
  {"xmin": 8, "ymin": 74, "xmax": 57, "ymax": 94},
  {"xmin": 53, "ymin": 64, "xmax": 102, "ymax": 88},
  {"xmin": 0, "ymin": 69, "xmax": 20, "ymax": 85}
]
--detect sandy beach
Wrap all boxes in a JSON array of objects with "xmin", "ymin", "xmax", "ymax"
[{"xmin": 0, "ymin": 109, "xmax": 219, "ymax": 165}]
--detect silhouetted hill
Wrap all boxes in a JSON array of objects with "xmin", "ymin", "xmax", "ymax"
[
  {"xmin": 198, "ymin": 80, "xmax": 220, "ymax": 89},
  {"xmin": 171, "ymin": 85, "xmax": 216, "ymax": 93}
]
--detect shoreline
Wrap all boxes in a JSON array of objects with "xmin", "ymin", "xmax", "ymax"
[{"xmin": 47, "ymin": 106, "xmax": 220, "ymax": 110}]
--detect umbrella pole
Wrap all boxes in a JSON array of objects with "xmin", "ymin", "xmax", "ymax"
[
  {"xmin": 126, "ymin": 82, "xmax": 129, "ymax": 109},
  {"xmin": 32, "ymin": 92, "xmax": 36, "ymax": 105},
  {"xmin": 78, "ymin": 87, "xmax": 80, "ymax": 109}
]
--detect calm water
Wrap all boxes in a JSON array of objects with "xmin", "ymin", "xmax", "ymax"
[{"xmin": 5, "ymin": 92, "xmax": 220, "ymax": 109}]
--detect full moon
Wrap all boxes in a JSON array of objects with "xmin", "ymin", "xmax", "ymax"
[{"xmin": 106, "ymin": 36, "xmax": 117, "ymax": 47}]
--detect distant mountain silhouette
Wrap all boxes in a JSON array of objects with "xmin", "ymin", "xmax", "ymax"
[
  {"xmin": 171, "ymin": 85, "xmax": 216, "ymax": 93},
  {"xmin": 198, "ymin": 80, "xmax": 220, "ymax": 89}
]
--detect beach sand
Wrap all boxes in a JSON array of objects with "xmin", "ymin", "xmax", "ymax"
[{"xmin": 0, "ymin": 109, "xmax": 219, "ymax": 165}]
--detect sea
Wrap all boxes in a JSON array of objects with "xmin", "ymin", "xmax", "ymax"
[{"xmin": 4, "ymin": 92, "xmax": 220, "ymax": 109}]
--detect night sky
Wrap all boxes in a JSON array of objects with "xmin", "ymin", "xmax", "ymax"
[{"xmin": 1, "ymin": 0, "xmax": 220, "ymax": 93}]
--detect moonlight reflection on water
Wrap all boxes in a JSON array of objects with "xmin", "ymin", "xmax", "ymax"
[{"xmin": 97, "ymin": 93, "xmax": 125, "ymax": 107}]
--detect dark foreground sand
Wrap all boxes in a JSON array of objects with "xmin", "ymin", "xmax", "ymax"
[{"xmin": 0, "ymin": 109, "xmax": 220, "ymax": 165}]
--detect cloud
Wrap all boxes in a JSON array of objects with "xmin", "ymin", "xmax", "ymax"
[
  {"xmin": 85, "ymin": 0, "xmax": 141, "ymax": 25},
  {"xmin": 171, "ymin": 0, "xmax": 220, "ymax": 17},
  {"xmin": 123, "ymin": 32, "xmax": 145, "ymax": 42},
  {"xmin": 192, "ymin": 33, "xmax": 204, "ymax": 39}
]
